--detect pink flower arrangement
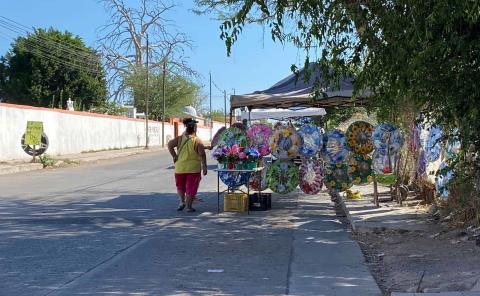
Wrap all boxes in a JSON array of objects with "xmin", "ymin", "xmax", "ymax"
[
  {"xmin": 212, "ymin": 144, "xmax": 260, "ymax": 163},
  {"xmin": 247, "ymin": 124, "xmax": 272, "ymax": 156}
]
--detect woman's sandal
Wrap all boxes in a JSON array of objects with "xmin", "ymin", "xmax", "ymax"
[
  {"xmin": 177, "ymin": 204, "xmax": 186, "ymax": 211},
  {"xmin": 186, "ymin": 208, "xmax": 196, "ymax": 213}
]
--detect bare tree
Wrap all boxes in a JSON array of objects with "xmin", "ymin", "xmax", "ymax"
[{"xmin": 97, "ymin": 0, "xmax": 196, "ymax": 103}]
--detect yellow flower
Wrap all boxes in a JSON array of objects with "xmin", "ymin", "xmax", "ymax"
[
  {"xmin": 271, "ymin": 143, "xmax": 277, "ymax": 150},
  {"xmin": 353, "ymin": 177, "xmax": 361, "ymax": 185},
  {"xmin": 367, "ymin": 175, "xmax": 373, "ymax": 182},
  {"xmin": 359, "ymin": 123, "xmax": 366, "ymax": 129},
  {"xmin": 282, "ymin": 129, "xmax": 291, "ymax": 137},
  {"xmin": 330, "ymin": 181, "xmax": 337, "ymax": 188},
  {"xmin": 336, "ymin": 163, "xmax": 342, "ymax": 168},
  {"xmin": 364, "ymin": 155, "xmax": 369, "ymax": 161},
  {"xmin": 341, "ymin": 182, "xmax": 348, "ymax": 189},
  {"xmin": 352, "ymin": 126, "xmax": 359, "ymax": 132},
  {"xmin": 348, "ymin": 167, "xmax": 356, "ymax": 173}
]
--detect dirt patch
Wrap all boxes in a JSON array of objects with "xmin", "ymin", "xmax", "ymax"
[{"xmin": 354, "ymin": 226, "xmax": 480, "ymax": 295}]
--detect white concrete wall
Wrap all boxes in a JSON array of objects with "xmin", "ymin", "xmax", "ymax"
[{"xmin": 0, "ymin": 103, "xmax": 223, "ymax": 161}]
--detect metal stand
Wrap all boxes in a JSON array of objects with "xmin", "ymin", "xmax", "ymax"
[{"xmin": 214, "ymin": 167, "xmax": 265, "ymax": 214}]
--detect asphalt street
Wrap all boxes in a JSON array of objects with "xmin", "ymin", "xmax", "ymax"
[{"xmin": 0, "ymin": 151, "xmax": 380, "ymax": 296}]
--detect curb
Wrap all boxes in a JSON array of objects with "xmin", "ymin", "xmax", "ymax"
[
  {"xmin": 0, "ymin": 163, "xmax": 44, "ymax": 175},
  {"xmin": 0, "ymin": 146, "xmax": 166, "ymax": 176},
  {"xmin": 333, "ymin": 191, "xmax": 357, "ymax": 233},
  {"xmin": 392, "ymin": 293, "xmax": 480, "ymax": 296}
]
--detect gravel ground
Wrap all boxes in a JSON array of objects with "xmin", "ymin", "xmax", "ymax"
[{"xmin": 354, "ymin": 225, "xmax": 480, "ymax": 295}]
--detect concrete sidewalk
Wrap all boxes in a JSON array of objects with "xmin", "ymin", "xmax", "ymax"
[
  {"xmin": 288, "ymin": 193, "xmax": 381, "ymax": 295},
  {"xmin": 337, "ymin": 185, "xmax": 432, "ymax": 234},
  {"xmin": 0, "ymin": 146, "xmax": 166, "ymax": 175}
]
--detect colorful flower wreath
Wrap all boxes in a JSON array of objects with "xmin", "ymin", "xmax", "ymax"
[
  {"xmin": 218, "ymin": 127, "xmax": 248, "ymax": 148},
  {"xmin": 298, "ymin": 124, "xmax": 323, "ymax": 158},
  {"xmin": 372, "ymin": 150, "xmax": 397, "ymax": 175},
  {"xmin": 425, "ymin": 126, "xmax": 442, "ymax": 162},
  {"xmin": 435, "ymin": 162, "xmax": 453, "ymax": 199},
  {"xmin": 322, "ymin": 129, "xmax": 350, "ymax": 164},
  {"xmin": 270, "ymin": 125, "xmax": 301, "ymax": 159},
  {"xmin": 373, "ymin": 123, "xmax": 404, "ymax": 155},
  {"xmin": 249, "ymin": 161, "xmax": 270, "ymax": 191},
  {"xmin": 408, "ymin": 123, "xmax": 421, "ymax": 153},
  {"xmin": 219, "ymin": 171, "xmax": 249, "ymax": 187},
  {"xmin": 324, "ymin": 162, "xmax": 353, "ymax": 191},
  {"xmin": 446, "ymin": 138, "xmax": 461, "ymax": 160},
  {"xmin": 247, "ymin": 124, "xmax": 272, "ymax": 156},
  {"xmin": 299, "ymin": 159, "xmax": 324, "ymax": 194},
  {"xmin": 348, "ymin": 154, "xmax": 374, "ymax": 186},
  {"xmin": 417, "ymin": 150, "xmax": 427, "ymax": 176},
  {"xmin": 346, "ymin": 121, "xmax": 374, "ymax": 155},
  {"xmin": 267, "ymin": 160, "xmax": 299, "ymax": 194}
]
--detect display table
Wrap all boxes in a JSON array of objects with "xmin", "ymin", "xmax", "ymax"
[{"xmin": 213, "ymin": 167, "xmax": 265, "ymax": 214}]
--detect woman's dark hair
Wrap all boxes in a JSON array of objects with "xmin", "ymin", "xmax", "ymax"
[{"xmin": 183, "ymin": 118, "xmax": 197, "ymax": 134}]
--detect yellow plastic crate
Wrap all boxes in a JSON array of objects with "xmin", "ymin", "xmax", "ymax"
[{"xmin": 224, "ymin": 193, "xmax": 248, "ymax": 212}]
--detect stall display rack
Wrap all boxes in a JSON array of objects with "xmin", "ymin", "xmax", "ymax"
[{"xmin": 213, "ymin": 167, "xmax": 265, "ymax": 214}]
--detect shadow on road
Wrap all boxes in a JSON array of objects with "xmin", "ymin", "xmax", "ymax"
[{"xmin": 0, "ymin": 190, "xmax": 379, "ymax": 295}]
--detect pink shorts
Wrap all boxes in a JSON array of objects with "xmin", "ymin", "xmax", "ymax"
[{"xmin": 175, "ymin": 173, "xmax": 201, "ymax": 197}]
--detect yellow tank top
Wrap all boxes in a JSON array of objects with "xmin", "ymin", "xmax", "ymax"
[{"xmin": 175, "ymin": 135, "xmax": 202, "ymax": 173}]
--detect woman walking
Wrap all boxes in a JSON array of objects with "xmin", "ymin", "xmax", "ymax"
[{"xmin": 168, "ymin": 118, "xmax": 208, "ymax": 212}]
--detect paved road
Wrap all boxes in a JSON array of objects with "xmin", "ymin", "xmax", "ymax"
[{"xmin": 0, "ymin": 151, "xmax": 380, "ymax": 296}]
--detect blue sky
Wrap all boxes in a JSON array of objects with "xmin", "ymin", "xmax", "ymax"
[{"xmin": 0, "ymin": 0, "xmax": 304, "ymax": 111}]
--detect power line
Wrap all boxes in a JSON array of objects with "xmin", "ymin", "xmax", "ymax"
[
  {"xmin": 0, "ymin": 19, "xmax": 99, "ymax": 64},
  {"xmin": 0, "ymin": 16, "xmax": 102, "ymax": 75},
  {"xmin": 0, "ymin": 16, "xmax": 97, "ymax": 56},
  {"xmin": 211, "ymin": 78, "xmax": 224, "ymax": 94}
]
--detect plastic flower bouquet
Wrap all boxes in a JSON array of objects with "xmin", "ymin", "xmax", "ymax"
[
  {"xmin": 243, "ymin": 147, "xmax": 260, "ymax": 169},
  {"xmin": 212, "ymin": 146, "xmax": 228, "ymax": 163}
]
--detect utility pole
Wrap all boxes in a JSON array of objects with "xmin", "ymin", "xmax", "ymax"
[
  {"xmin": 145, "ymin": 34, "xmax": 149, "ymax": 149},
  {"xmin": 224, "ymin": 90, "xmax": 227, "ymax": 127},
  {"xmin": 162, "ymin": 59, "xmax": 166, "ymax": 148},
  {"xmin": 232, "ymin": 88, "xmax": 236, "ymax": 125},
  {"xmin": 209, "ymin": 72, "xmax": 212, "ymax": 141}
]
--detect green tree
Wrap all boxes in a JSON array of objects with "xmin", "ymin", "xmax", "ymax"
[
  {"xmin": 205, "ymin": 110, "xmax": 227, "ymax": 123},
  {"xmin": 124, "ymin": 67, "xmax": 203, "ymax": 120},
  {"xmin": 196, "ymin": 0, "xmax": 480, "ymax": 177},
  {"xmin": 0, "ymin": 28, "xmax": 107, "ymax": 109}
]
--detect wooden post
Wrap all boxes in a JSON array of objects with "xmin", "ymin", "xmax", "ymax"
[
  {"xmin": 373, "ymin": 174, "xmax": 379, "ymax": 207},
  {"xmin": 395, "ymin": 153, "xmax": 403, "ymax": 205},
  {"xmin": 32, "ymin": 145, "xmax": 36, "ymax": 163}
]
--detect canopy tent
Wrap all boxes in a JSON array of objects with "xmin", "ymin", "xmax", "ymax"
[
  {"xmin": 230, "ymin": 66, "xmax": 370, "ymax": 110},
  {"xmin": 240, "ymin": 107, "xmax": 326, "ymax": 121}
]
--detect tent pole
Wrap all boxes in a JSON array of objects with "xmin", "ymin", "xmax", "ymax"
[
  {"xmin": 248, "ymin": 107, "xmax": 251, "ymax": 124},
  {"xmin": 229, "ymin": 109, "xmax": 233, "ymax": 126}
]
